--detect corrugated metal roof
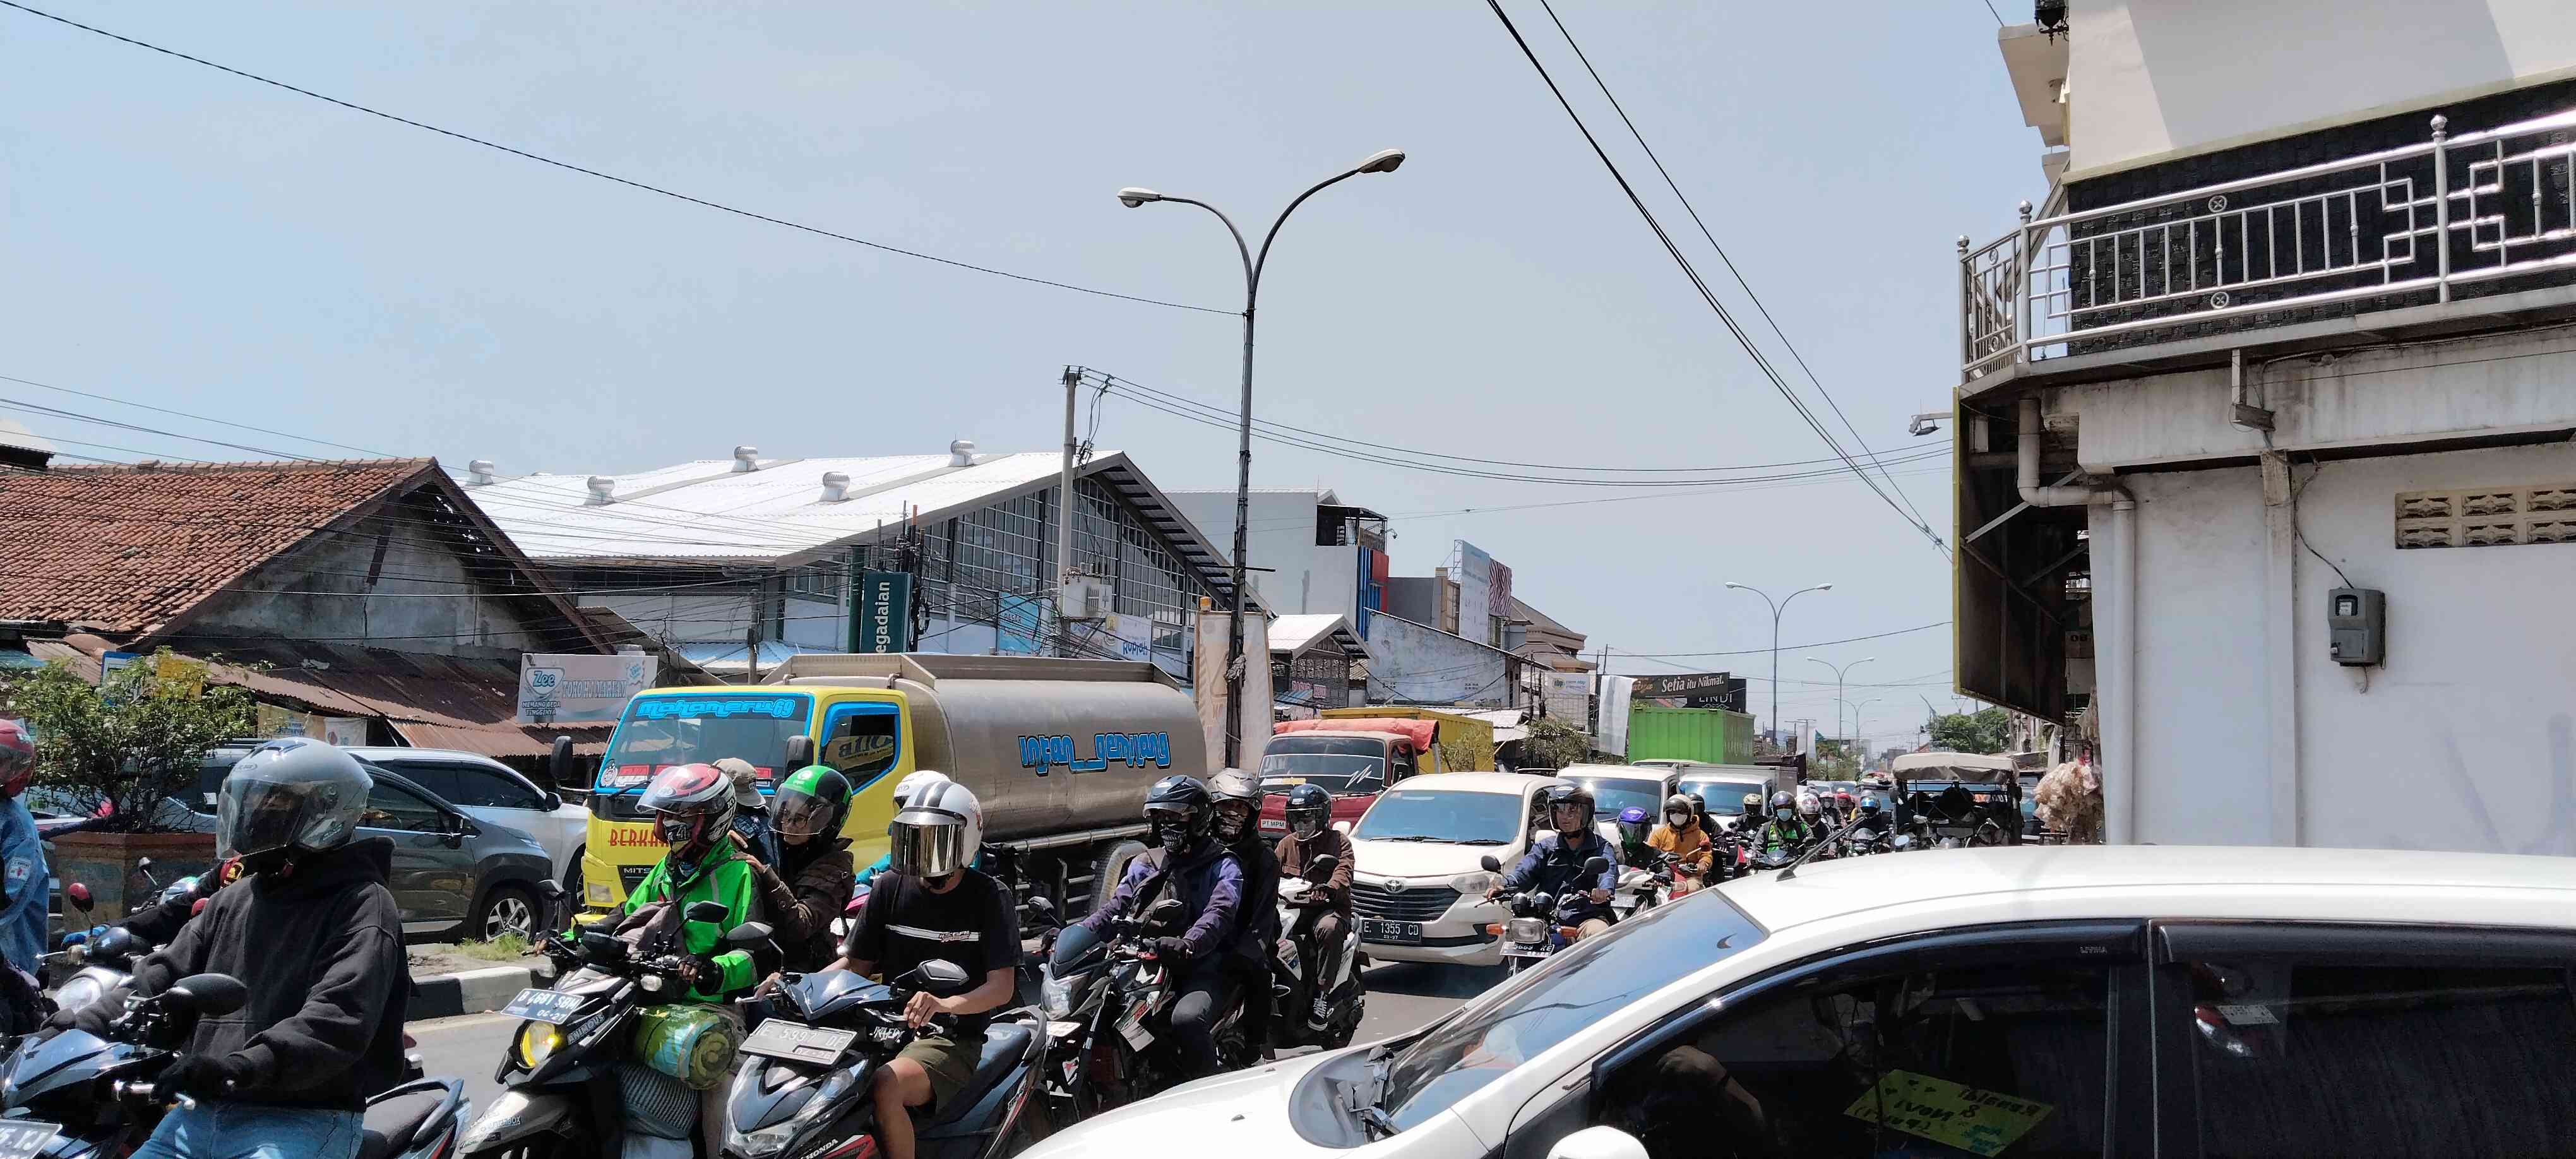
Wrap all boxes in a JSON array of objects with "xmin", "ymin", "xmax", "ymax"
[{"xmin": 1269, "ymin": 614, "xmax": 1368, "ymax": 661}]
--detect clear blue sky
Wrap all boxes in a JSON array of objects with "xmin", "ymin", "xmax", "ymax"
[{"xmin": 0, "ymin": 0, "xmax": 2043, "ymax": 746}]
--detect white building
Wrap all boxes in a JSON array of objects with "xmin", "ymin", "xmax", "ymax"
[
  {"xmin": 1953, "ymin": 1, "xmax": 2576, "ymax": 853},
  {"xmin": 1164, "ymin": 488, "xmax": 1388, "ymax": 629}
]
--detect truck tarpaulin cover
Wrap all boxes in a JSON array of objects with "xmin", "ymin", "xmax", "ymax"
[{"xmin": 1272, "ymin": 716, "xmax": 1436, "ymax": 753}]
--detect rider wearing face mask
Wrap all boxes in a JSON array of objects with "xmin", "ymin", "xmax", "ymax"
[
  {"xmin": 1208, "ymin": 770, "xmax": 1280, "ymax": 1052},
  {"xmin": 1489, "ymin": 785, "xmax": 1621, "ymax": 939},
  {"xmin": 1758, "ymin": 790, "xmax": 1813, "ymax": 855},
  {"xmin": 1272, "ymin": 783, "xmax": 1354, "ymax": 1023},
  {"xmin": 1645, "ymin": 793, "xmax": 1715, "ymax": 895},
  {"xmin": 1077, "ymin": 776, "xmax": 1243, "ymax": 1081}
]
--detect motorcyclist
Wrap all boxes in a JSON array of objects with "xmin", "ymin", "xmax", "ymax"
[
  {"xmin": 825, "ymin": 779, "xmax": 1018, "ymax": 1159},
  {"xmin": 1489, "ymin": 785, "xmax": 1620, "ymax": 940},
  {"xmin": 854, "ymin": 770, "xmax": 970, "ymax": 891},
  {"xmin": 1739, "ymin": 792, "xmax": 1768, "ymax": 832},
  {"xmin": 714, "ymin": 757, "xmax": 783, "ymax": 869},
  {"xmin": 594, "ymin": 763, "xmax": 766, "ymax": 1002},
  {"xmin": 1849, "ymin": 796, "xmax": 1893, "ymax": 845},
  {"xmin": 1273, "ymin": 783, "xmax": 1355, "ymax": 1025},
  {"xmin": 1645, "ymin": 793, "xmax": 1714, "ymax": 896},
  {"xmin": 1832, "ymin": 788, "xmax": 1858, "ymax": 826},
  {"xmin": 1613, "ymin": 805, "xmax": 1657, "ymax": 869},
  {"xmin": 0, "ymin": 720, "xmax": 46, "ymax": 1031},
  {"xmin": 60, "ymin": 739, "xmax": 404, "ymax": 1159},
  {"xmin": 1208, "ymin": 770, "xmax": 1280, "ymax": 1054},
  {"xmin": 748, "ymin": 764, "xmax": 857, "ymax": 973},
  {"xmin": 1077, "ymin": 776, "xmax": 1243, "ymax": 1081},
  {"xmin": 1756, "ymin": 791, "xmax": 1815, "ymax": 857}
]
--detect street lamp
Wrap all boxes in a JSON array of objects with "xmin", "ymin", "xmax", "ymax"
[
  {"xmin": 1806, "ymin": 656, "xmax": 1877, "ymax": 746},
  {"xmin": 1724, "ymin": 581, "xmax": 1832, "ymax": 749},
  {"xmin": 1121, "ymin": 148, "xmax": 1407, "ymax": 766},
  {"xmin": 1850, "ymin": 696, "xmax": 1885, "ymax": 770}
]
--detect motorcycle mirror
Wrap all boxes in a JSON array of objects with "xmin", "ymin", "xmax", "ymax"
[
  {"xmin": 539, "ymin": 880, "xmax": 568, "ymax": 900},
  {"xmin": 65, "ymin": 883, "xmax": 92, "ymax": 912},
  {"xmin": 784, "ymin": 735, "xmax": 815, "ymax": 770},
  {"xmin": 1025, "ymin": 895, "xmax": 1058, "ymax": 920},
  {"xmin": 165, "ymin": 973, "xmax": 249, "ymax": 1018},
  {"xmin": 135, "ymin": 857, "xmax": 153, "ymax": 874},
  {"xmin": 1582, "ymin": 856, "xmax": 1611, "ymax": 876},
  {"xmin": 915, "ymin": 959, "xmax": 972, "ymax": 995},
  {"xmin": 1477, "ymin": 854, "xmax": 1503, "ymax": 874},
  {"xmin": 684, "ymin": 900, "xmax": 730, "ymax": 925},
  {"xmin": 1305, "ymin": 853, "xmax": 1340, "ymax": 880},
  {"xmin": 725, "ymin": 921, "xmax": 775, "ymax": 946}
]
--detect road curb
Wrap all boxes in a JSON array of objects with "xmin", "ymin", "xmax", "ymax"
[{"xmin": 410, "ymin": 965, "xmax": 539, "ymax": 1021}]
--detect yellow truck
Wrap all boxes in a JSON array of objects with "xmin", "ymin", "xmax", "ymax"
[{"xmin": 576, "ymin": 653, "xmax": 1207, "ymax": 922}]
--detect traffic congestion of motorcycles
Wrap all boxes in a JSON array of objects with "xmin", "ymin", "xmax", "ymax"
[{"xmin": 0, "ymin": 742, "xmax": 2025, "ymax": 1159}]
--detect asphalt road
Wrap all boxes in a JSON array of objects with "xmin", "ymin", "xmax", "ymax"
[{"xmin": 410, "ymin": 958, "xmax": 1498, "ymax": 1119}]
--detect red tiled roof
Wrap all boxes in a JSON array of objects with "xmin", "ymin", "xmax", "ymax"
[{"xmin": 0, "ymin": 458, "xmax": 437, "ymax": 638}]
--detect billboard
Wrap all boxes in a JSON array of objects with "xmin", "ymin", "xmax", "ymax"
[
  {"xmin": 1541, "ymin": 671, "xmax": 1591, "ymax": 727},
  {"xmin": 853, "ymin": 572, "xmax": 915, "ymax": 653},
  {"xmin": 516, "ymin": 653, "xmax": 660, "ymax": 725},
  {"xmin": 1453, "ymin": 541, "xmax": 1495, "ymax": 646},
  {"xmin": 1629, "ymin": 672, "xmax": 1747, "ymax": 711}
]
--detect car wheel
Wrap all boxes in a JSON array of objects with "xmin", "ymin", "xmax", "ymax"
[{"xmin": 475, "ymin": 884, "xmax": 540, "ymax": 942}]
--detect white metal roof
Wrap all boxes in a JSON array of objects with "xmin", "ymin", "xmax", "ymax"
[
  {"xmin": 1716, "ymin": 845, "xmax": 2576, "ymax": 933},
  {"xmin": 1267, "ymin": 614, "xmax": 1367, "ymax": 660},
  {"xmin": 455, "ymin": 451, "xmax": 1239, "ymax": 602}
]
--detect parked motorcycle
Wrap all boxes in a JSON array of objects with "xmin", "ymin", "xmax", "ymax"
[
  {"xmin": 1032, "ymin": 897, "xmax": 1215, "ymax": 1123},
  {"xmin": 1477, "ymin": 854, "xmax": 1612, "ymax": 977},
  {"xmin": 720, "ymin": 961, "xmax": 1043, "ymax": 1159},
  {"xmin": 1270, "ymin": 855, "xmax": 1363, "ymax": 1052},
  {"xmin": 459, "ymin": 900, "xmax": 766, "ymax": 1158}
]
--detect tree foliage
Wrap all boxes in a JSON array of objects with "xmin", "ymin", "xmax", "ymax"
[
  {"xmin": 1521, "ymin": 716, "xmax": 1592, "ymax": 771},
  {"xmin": 0, "ymin": 653, "xmax": 256, "ymax": 831},
  {"xmin": 1927, "ymin": 708, "xmax": 2012, "ymax": 755}
]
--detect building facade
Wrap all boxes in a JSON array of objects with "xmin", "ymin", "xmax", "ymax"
[{"xmin": 1164, "ymin": 488, "xmax": 1387, "ymax": 633}]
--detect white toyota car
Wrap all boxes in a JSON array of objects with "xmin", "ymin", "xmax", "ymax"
[
  {"xmin": 1344, "ymin": 773, "xmax": 1568, "ymax": 968},
  {"xmin": 1022, "ymin": 845, "xmax": 2576, "ymax": 1159}
]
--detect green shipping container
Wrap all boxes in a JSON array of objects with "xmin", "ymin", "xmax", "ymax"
[{"xmin": 1626, "ymin": 704, "xmax": 1756, "ymax": 764}]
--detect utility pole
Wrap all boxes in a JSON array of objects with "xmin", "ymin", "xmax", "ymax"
[{"xmin": 1056, "ymin": 366, "xmax": 1079, "ymax": 591}]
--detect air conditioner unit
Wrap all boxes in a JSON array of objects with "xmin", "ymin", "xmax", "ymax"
[{"xmin": 1059, "ymin": 580, "xmax": 1112, "ymax": 622}]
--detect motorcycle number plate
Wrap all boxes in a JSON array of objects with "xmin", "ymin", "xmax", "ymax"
[
  {"xmin": 499, "ymin": 988, "xmax": 585, "ymax": 1025},
  {"xmin": 739, "ymin": 1022, "xmax": 860, "ymax": 1066},
  {"xmin": 0, "ymin": 1121, "xmax": 59, "ymax": 1159},
  {"xmin": 1046, "ymin": 1020, "xmax": 1083, "ymax": 1041}
]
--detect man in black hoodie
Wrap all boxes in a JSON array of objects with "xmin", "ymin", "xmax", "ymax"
[{"xmin": 64, "ymin": 739, "xmax": 405, "ymax": 1159}]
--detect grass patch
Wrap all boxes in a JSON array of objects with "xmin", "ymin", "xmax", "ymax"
[{"xmin": 453, "ymin": 934, "xmax": 534, "ymax": 962}]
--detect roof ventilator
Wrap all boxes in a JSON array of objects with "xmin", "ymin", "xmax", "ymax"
[
  {"xmin": 585, "ymin": 475, "xmax": 616, "ymax": 506},
  {"xmin": 950, "ymin": 439, "xmax": 977, "ymax": 467},
  {"xmin": 820, "ymin": 471, "xmax": 852, "ymax": 502},
  {"xmin": 732, "ymin": 446, "xmax": 760, "ymax": 473},
  {"xmin": 465, "ymin": 460, "xmax": 496, "ymax": 487}
]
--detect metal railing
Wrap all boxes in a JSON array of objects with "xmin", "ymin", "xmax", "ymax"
[{"xmin": 1960, "ymin": 105, "xmax": 2576, "ymax": 381}]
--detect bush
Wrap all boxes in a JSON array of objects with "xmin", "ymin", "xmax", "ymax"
[{"xmin": 0, "ymin": 652, "xmax": 256, "ymax": 831}]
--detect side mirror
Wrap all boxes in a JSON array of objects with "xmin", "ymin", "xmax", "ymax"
[
  {"xmin": 685, "ymin": 900, "xmax": 730, "ymax": 926},
  {"xmin": 66, "ymin": 883, "xmax": 92, "ymax": 913},
  {"xmin": 165, "ymin": 973, "xmax": 249, "ymax": 1018},
  {"xmin": 1024, "ymin": 896, "xmax": 1059, "ymax": 927},
  {"xmin": 1582, "ymin": 856, "xmax": 1611, "ymax": 876},
  {"xmin": 725, "ymin": 921, "xmax": 775, "ymax": 946},
  {"xmin": 544, "ymin": 792, "xmax": 564, "ymax": 812},
  {"xmin": 1304, "ymin": 853, "xmax": 1340, "ymax": 881},
  {"xmin": 549, "ymin": 735, "xmax": 574, "ymax": 786},
  {"xmin": 1547, "ymin": 1126, "xmax": 1650, "ymax": 1159},
  {"xmin": 784, "ymin": 735, "xmax": 814, "ymax": 770},
  {"xmin": 915, "ymin": 958, "xmax": 972, "ymax": 996},
  {"xmin": 135, "ymin": 857, "xmax": 153, "ymax": 876},
  {"xmin": 1478, "ymin": 854, "xmax": 1503, "ymax": 873}
]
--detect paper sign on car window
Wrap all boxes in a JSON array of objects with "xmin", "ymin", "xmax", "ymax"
[{"xmin": 1843, "ymin": 1069, "xmax": 2053, "ymax": 1157}]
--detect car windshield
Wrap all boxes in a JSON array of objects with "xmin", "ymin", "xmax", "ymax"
[
  {"xmin": 1258, "ymin": 749, "xmax": 1387, "ymax": 795},
  {"xmin": 1678, "ymin": 779, "xmax": 1766, "ymax": 814},
  {"xmin": 593, "ymin": 692, "xmax": 812, "ymax": 821},
  {"xmin": 1380, "ymin": 888, "xmax": 1767, "ymax": 1129},
  {"xmin": 1352, "ymin": 788, "xmax": 1522, "ymax": 845},
  {"xmin": 1563, "ymin": 775, "xmax": 1664, "ymax": 820}
]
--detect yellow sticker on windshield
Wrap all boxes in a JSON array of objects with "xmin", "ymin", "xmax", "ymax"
[
  {"xmin": 1842, "ymin": 1070, "xmax": 2053, "ymax": 1157},
  {"xmin": 1267, "ymin": 778, "xmax": 1306, "ymax": 786}
]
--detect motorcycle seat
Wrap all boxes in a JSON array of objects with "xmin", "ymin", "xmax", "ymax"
[
  {"xmin": 927, "ymin": 1021, "xmax": 1038, "ymax": 1126},
  {"xmin": 357, "ymin": 1085, "xmax": 449, "ymax": 1159}
]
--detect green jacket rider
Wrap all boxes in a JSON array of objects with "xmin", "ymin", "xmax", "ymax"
[{"xmin": 592, "ymin": 763, "xmax": 761, "ymax": 1002}]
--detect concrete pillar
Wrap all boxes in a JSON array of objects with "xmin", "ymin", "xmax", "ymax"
[{"xmin": 2260, "ymin": 451, "xmax": 2303, "ymax": 847}]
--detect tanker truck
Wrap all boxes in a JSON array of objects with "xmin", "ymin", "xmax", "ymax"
[{"xmin": 574, "ymin": 653, "xmax": 1205, "ymax": 923}]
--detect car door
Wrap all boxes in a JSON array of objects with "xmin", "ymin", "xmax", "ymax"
[
  {"xmin": 441, "ymin": 763, "xmax": 572, "ymax": 876},
  {"xmin": 355, "ymin": 778, "xmax": 473, "ymax": 932},
  {"xmin": 2149, "ymin": 920, "xmax": 2576, "ymax": 1158},
  {"xmin": 1498, "ymin": 920, "xmax": 2152, "ymax": 1159}
]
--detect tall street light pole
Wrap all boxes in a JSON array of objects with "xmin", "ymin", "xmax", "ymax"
[
  {"xmin": 1724, "ymin": 581, "xmax": 1832, "ymax": 749},
  {"xmin": 1806, "ymin": 656, "xmax": 1878, "ymax": 749},
  {"xmin": 1119, "ymin": 148, "xmax": 1406, "ymax": 768}
]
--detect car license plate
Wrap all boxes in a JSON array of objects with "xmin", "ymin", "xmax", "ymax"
[
  {"xmin": 1359, "ymin": 918, "xmax": 1421, "ymax": 945},
  {"xmin": 0, "ymin": 1121, "xmax": 58, "ymax": 1159},
  {"xmin": 739, "ymin": 1022, "xmax": 859, "ymax": 1066},
  {"xmin": 499, "ymin": 988, "xmax": 585, "ymax": 1025}
]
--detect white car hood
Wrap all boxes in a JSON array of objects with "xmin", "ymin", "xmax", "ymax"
[
  {"xmin": 1024, "ymin": 1052, "xmax": 1333, "ymax": 1159},
  {"xmin": 1346, "ymin": 838, "xmax": 1517, "ymax": 881}
]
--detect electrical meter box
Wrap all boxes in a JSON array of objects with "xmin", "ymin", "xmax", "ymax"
[{"xmin": 2327, "ymin": 586, "xmax": 2385, "ymax": 667}]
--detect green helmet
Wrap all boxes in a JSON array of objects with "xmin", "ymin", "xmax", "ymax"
[{"xmin": 775, "ymin": 765, "xmax": 854, "ymax": 839}]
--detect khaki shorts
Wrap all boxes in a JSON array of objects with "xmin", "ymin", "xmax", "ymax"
[{"xmin": 897, "ymin": 1031, "xmax": 982, "ymax": 1115}]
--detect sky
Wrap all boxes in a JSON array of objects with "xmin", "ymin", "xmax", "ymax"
[{"xmin": 0, "ymin": 0, "xmax": 2045, "ymax": 749}]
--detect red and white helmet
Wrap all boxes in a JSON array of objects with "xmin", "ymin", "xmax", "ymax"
[
  {"xmin": 639, "ymin": 763, "xmax": 737, "ymax": 860},
  {"xmin": 0, "ymin": 720, "xmax": 32, "ymax": 797}
]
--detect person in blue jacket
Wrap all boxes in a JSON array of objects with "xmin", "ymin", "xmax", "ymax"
[
  {"xmin": 1078, "ymin": 775, "xmax": 1243, "ymax": 1081},
  {"xmin": 1489, "ymin": 783, "xmax": 1621, "ymax": 941},
  {"xmin": 0, "ymin": 720, "xmax": 49, "ymax": 1028}
]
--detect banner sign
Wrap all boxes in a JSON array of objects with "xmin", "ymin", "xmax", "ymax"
[
  {"xmin": 516, "ymin": 653, "xmax": 659, "ymax": 725},
  {"xmin": 854, "ymin": 572, "xmax": 915, "ymax": 653},
  {"xmin": 1541, "ymin": 672, "xmax": 1592, "ymax": 727},
  {"xmin": 1630, "ymin": 671, "xmax": 1746, "ymax": 711}
]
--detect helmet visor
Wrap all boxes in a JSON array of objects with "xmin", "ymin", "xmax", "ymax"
[
  {"xmin": 773, "ymin": 788, "xmax": 838, "ymax": 837},
  {"xmin": 1551, "ymin": 802, "xmax": 1589, "ymax": 829},
  {"xmin": 888, "ymin": 813, "xmax": 970, "ymax": 877},
  {"xmin": 217, "ymin": 768, "xmax": 366, "ymax": 860}
]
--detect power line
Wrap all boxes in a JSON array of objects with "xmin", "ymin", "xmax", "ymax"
[
  {"xmin": 0, "ymin": 0, "xmax": 1227, "ymax": 317},
  {"xmin": 1233, "ymin": 458, "xmax": 1951, "ymax": 530},
  {"xmin": 1602, "ymin": 621, "xmax": 1949, "ymax": 659},
  {"xmin": 1981, "ymin": 0, "xmax": 2006, "ymax": 25},
  {"xmin": 1529, "ymin": 0, "xmax": 1941, "ymax": 539},
  {"xmin": 1478, "ymin": 0, "xmax": 1947, "ymax": 556},
  {"xmin": 0, "ymin": 372, "xmax": 399, "ymax": 458}
]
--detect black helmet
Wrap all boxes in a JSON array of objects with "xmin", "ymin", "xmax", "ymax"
[
  {"xmin": 1858, "ymin": 796, "xmax": 1885, "ymax": 815},
  {"xmin": 1283, "ymin": 783, "xmax": 1333, "ymax": 838},
  {"xmin": 1208, "ymin": 769, "xmax": 1264, "ymax": 843},
  {"xmin": 1143, "ymin": 775, "xmax": 1216, "ymax": 855},
  {"xmin": 1541, "ymin": 784, "xmax": 1596, "ymax": 834},
  {"xmin": 217, "ymin": 739, "xmax": 371, "ymax": 871}
]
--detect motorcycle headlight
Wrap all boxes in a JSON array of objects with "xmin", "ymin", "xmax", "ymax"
[
  {"xmin": 1892, "ymin": 834, "xmax": 1913, "ymax": 850},
  {"xmin": 1039, "ymin": 973, "xmax": 1077, "ymax": 1019},
  {"xmin": 1450, "ymin": 872, "xmax": 1496, "ymax": 896},
  {"xmin": 1506, "ymin": 917, "xmax": 1548, "ymax": 943},
  {"xmin": 729, "ymin": 1123, "xmax": 798, "ymax": 1157},
  {"xmin": 516, "ymin": 1023, "xmax": 564, "ymax": 1069},
  {"xmin": 54, "ymin": 973, "xmax": 104, "ymax": 1015}
]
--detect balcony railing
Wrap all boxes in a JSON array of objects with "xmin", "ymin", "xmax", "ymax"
[{"xmin": 1960, "ymin": 105, "xmax": 2576, "ymax": 383}]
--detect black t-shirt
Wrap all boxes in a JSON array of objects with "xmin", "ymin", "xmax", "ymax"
[{"xmin": 842, "ymin": 869, "xmax": 1021, "ymax": 1030}]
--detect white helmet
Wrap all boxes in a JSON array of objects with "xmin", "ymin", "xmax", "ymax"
[
  {"xmin": 890, "ymin": 769, "xmax": 953, "ymax": 812},
  {"xmin": 889, "ymin": 779, "xmax": 984, "ymax": 878},
  {"xmin": 1796, "ymin": 791, "xmax": 1822, "ymax": 819}
]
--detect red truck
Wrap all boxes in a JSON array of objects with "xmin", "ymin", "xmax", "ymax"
[{"xmin": 1256, "ymin": 718, "xmax": 1445, "ymax": 839}]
